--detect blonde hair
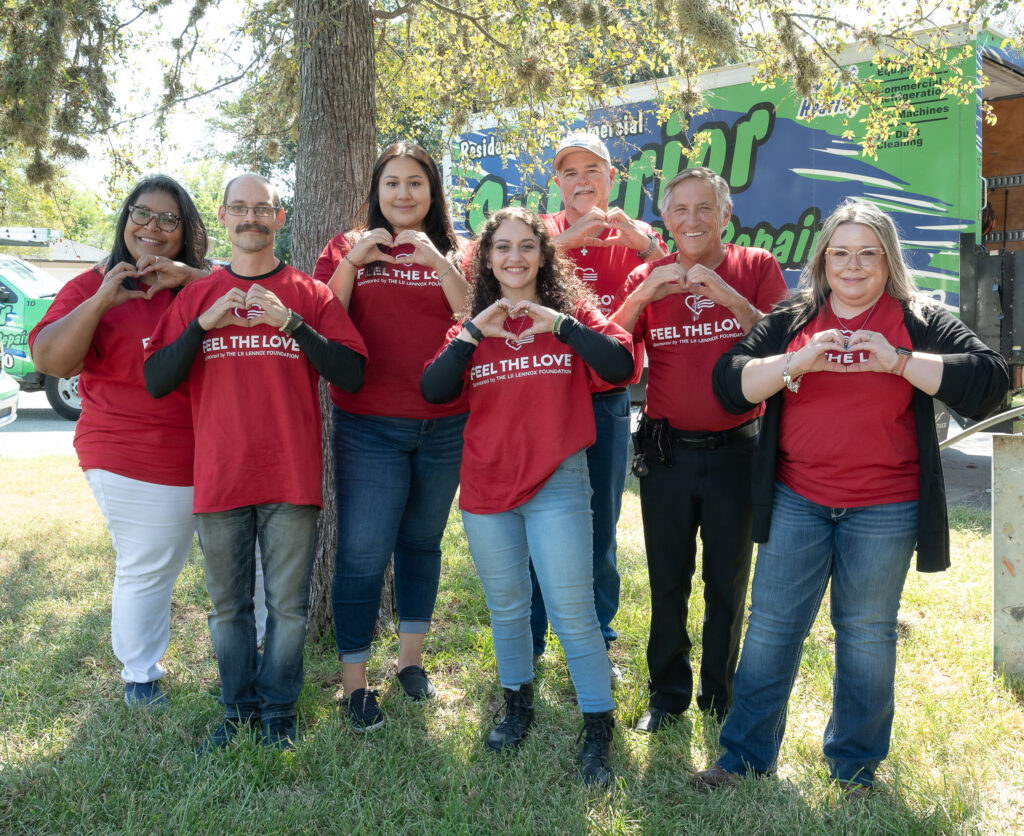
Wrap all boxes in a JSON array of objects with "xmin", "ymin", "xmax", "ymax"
[{"xmin": 791, "ymin": 200, "xmax": 926, "ymax": 323}]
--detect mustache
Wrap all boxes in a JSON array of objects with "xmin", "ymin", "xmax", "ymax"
[{"xmin": 235, "ymin": 223, "xmax": 270, "ymax": 234}]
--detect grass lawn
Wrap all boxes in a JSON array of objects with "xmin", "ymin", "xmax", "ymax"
[{"xmin": 2, "ymin": 457, "xmax": 1023, "ymax": 834}]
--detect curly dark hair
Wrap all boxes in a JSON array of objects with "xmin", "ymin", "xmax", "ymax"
[
  {"xmin": 106, "ymin": 175, "xmax": 209, "ymax": 283},
  {"xmin": 354, "ymin": 141, "xmax": 459, "ymax": 257},
  {"xmin": 467, "ymin": 206, "xmax": 594, "ymax": 318}
]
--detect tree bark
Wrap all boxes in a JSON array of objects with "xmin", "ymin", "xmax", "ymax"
[{"xmin": 292, "ymin": 0, "xmax": 377, "ymax": 639}]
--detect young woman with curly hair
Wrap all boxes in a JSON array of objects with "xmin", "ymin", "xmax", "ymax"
[{"xmin": 421, "ymin": 206, "xmax": 634, "ymax": 786}]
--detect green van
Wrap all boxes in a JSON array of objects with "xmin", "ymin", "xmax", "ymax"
[{"xmin": 0, "ymin": 254, "xmax": 82, "ymax": 420}]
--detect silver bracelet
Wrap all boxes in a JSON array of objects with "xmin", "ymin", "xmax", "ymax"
[
  {"xmin": 782, "ymin": 352, "xmax": 801, "ymax": 393},
  {"xmin": 638, "ymin": 234, "xmax": 658, "ymax": 260}
]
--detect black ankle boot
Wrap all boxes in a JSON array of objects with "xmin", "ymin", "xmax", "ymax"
[
  {"xmin": 485, "ymin": 682, "xmax": 535, "ymax": 752},
  {"xmin": 577, "ymin": 710, "xmax": 614, "ymax": 786}
]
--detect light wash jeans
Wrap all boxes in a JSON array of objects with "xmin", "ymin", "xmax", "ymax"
[
  {"xmin": 717, "ymin": 482, "xmax": 918, "ymax": 787},
  {"xmin": 462, "ymin": 451, "xmax": 613, "ymax": 713},
  {"xmin": 531, "ymin": 389, "xmax": 630, "ymax": 653}
]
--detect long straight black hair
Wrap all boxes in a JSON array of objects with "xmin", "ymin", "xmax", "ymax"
[
  {"xmin": 105, "ymin": 175, "xmax": 209, "ymax": 277},
  {"xmin": 355, "ymin": 142, "xmax": 458, "ymax": 256}
]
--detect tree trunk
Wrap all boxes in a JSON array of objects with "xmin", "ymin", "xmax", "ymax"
[{"xmin": 292, "ymin": 0, "xmax": 377, "ymax": 639}]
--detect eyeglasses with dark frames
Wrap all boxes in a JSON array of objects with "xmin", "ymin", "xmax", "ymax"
[
  {"xmin": 128, "ymin": 205, "xmax": 182, "ymax": 233},
  {"xmin": 224, "ymin": 204, "xmax": 280, "ymax": 217}
]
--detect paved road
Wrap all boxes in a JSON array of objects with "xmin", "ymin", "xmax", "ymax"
[
  {"xmin": 0, "ymin": 389, "xmax": 1001, "ymax": 510},
  {"xmin": 0, "ymin": 390, "xmax": 77, "ymax": 457}
]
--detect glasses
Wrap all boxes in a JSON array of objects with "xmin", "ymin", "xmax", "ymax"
[
  {"xmin": 825, "ymin": 247, "xmax": 886, "ymax": 268},
  {"xmin": 224, "ymin": 204, "xmax": 280, "ymax": 217},
  {"xmin": 128, "ymin": 205, "xmax": 182, "ymax": 232}
]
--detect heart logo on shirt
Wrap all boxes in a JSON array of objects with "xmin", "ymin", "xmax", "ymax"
[
  {"xmin": 685, "ymin": 294, "xmax": 715, "ymax": 321},
  {"xmin": 232, "ymin": 304, "xmax": 265, "ymax": 320}
]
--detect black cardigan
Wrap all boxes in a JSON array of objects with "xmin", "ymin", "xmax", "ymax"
[{"xmin": 712, "ymin": 297, "xmax": 1009, "ymax": 572}]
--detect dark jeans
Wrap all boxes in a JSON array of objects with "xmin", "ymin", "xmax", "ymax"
[
  {"xmin": 639, "ymin": 435, "xmax": 755, "ymax": 716},
  {"xmin": 530, "ymin": 389, "xmax": 630, "ymax": 654},
  {"xmin": 197, "ymin": 503, "xmax": 318, "ymax": 722},
  {"xmin": 331, "ymin": 408, "xmax": 467, "ymax": 662}
]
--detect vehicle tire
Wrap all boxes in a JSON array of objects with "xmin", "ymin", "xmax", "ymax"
[{"xmin": 44, "ymin": 374, "xmax": 82, "ymax": 421}]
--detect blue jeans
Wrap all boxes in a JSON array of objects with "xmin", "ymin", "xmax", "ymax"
[
  {"xmin": 531, "ymin": 390, "xmax": 629, "ymax": 653},
  {"xmin": 197, "ymin": 503, "xmax": 318, "ymax": 722},
  {"xmin": 717, "ymin": 482, "xmax": 918, "ymax": 787},
  {"xmin": 462, "ymin": 451, "xmax": 613, "ymax": 713},
  {"xmin": 331, "ymin": 409, "xmax": 467, "ymax": 661}
]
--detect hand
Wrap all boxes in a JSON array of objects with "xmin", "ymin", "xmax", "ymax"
[
  {"xmin": 197, "ymin": 287, "xmax": 252, "ymax": 331},
  {"xmin": 843, "ymin": 330, "xmax": 900, "ymax": 373},
  {"xmin": 470, "ymin": 298, "xmax": 523, "ymax": 342},
  {"xmin": 93, "ymin": 262, "xmax": 147, "ymax": 311},
  {"xmin": 508, "ymin": 299, "xmax": 559, "ymax": 340},
  {"xmin": 682, "ymin": 263, "xmax": 742, "ymax": 308},
  {"xmin": 241, "ymin": 284, "xmax": 290, "ymax": 329},
  {"xmin": 136, "ymin": 254, "xmax": 203, "ymax": 298},
  {"xmin": 787, "ymin": 330, "xmax": 850, "ymax": 376},
  {"xmin": 554, "ymin": 209, "xmax": 611, "ymax": 250},
  {"xmin": 634, "ymin": 261, "xmax": 687, "ymax": 305},
  {"xmin": 601, "ymin": 208, "xmax": 655, "ymax": 251},
  {"xmin": 347, "ymin": 228, "xmax": 397, "ymax": 267},
  {"xmin": 392, "ymin": 229, "xmax": 447, "ymax": 272}
]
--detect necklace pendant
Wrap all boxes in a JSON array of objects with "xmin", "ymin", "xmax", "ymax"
[{"xmin": 580, "ymin": 246, "xmax": 588, "ymax": 256}]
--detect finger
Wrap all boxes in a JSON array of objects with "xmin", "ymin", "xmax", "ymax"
[{"xmin": 583, "ymin": 236, "xmax": 610, "ymax": 248}]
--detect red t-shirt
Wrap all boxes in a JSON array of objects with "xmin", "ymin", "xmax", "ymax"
[
  {"xmin": 618, "ymin": 243, "xmax": 788, "ymax": 431},
  {"xmin": 436, "ymin": 305, "xmax": 632, "ymax": 514},
  {"xmin": 312, "ymin": 232, "xmax": 470, "ymax": 419},
  {"xmin": 145, "ymin": 264, "xmax": 367, "ymax": 513},
  {"xmin": 777, "ymin": 294, "xmax": 919, "ymax": 507},
  {"xmin": 540, "ymin": 211, "xmax": 666, "ymax": 316},
  {"xmin": 28, "ymin": 268, "xmax": 194, "ymax": 486}
]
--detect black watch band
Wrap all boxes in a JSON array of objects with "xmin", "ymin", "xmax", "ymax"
[{"xmin": 462, "ymin": 319, "xmax": 484, "ymax": 342}]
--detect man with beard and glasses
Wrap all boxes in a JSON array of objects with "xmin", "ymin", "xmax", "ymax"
[
  {"xmin": 144, "ymin": 173, "xmax": 367, "ymax": 751},
  {"xmin": 531, "ymin": 132, "xmax": 667, "ymax": 681}
]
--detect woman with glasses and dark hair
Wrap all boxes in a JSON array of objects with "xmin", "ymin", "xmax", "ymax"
[
  {"xmin": 691, "ymin": 200, "xmax": 1008, "ymax": 796},
  {"xmin": 29, "ymin": 174, "xmax": 212, "ymax": 709},
  {"xmin": 311, "ymin": 142, "xmax": 471, "ymax": 731},
  {"xmin": 420, "ymin": 207, "xmax": 634, "ymax": 786}
]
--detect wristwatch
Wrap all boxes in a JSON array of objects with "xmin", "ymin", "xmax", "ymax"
[{"xmin": 893, "ymin": 346, "xmax": 912, "ymax": 376}]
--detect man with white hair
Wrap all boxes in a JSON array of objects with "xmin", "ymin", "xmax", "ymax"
[
  {"xmin": 530, "ymin": 131, "xmax": 667, "ymax": 676},
  {"xmin": 612, "ymin": 167, "xmax": 788, "ymax": 730}
]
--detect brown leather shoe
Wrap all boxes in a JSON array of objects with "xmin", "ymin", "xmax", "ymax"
[
  {"xmin": 837, "ymin": 780, "xmax": 872, "ymax": 801},
  {"xmin": 690, "ymin": 764, "xmax": 742, "ymax": 791}
]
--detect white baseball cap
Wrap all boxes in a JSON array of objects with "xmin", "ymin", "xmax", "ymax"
[{"xmin": 553, "ymin": 132, "xmax": 612, "ymax": 170}]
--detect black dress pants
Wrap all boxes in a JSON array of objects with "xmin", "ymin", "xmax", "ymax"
[{"xmin": 639, "ymin": 435, "xmax": 755, "ymax": 718}]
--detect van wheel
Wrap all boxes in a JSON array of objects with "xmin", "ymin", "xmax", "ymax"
[{"xmin": 44, "ymin": 374, "xmax": 82, "ymax": 421}]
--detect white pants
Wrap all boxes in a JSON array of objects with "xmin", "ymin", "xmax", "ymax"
[
  {"xmin": 86, "ymin": 469, "xmax": 269, "ymax": 683},
  {"xmin": 86, "ymin": 469, "xmax": 196, "ymax": 684}
]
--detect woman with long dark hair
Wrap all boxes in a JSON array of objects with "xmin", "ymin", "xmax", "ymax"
[
  {"xmin": 312, "ymin": 142, "xmax": 471, "ymax": 731},
  {"xmin": 29, "ymin": 175, "xmax": 211, "ymax": 708},
  {"xmin": 421, "ymin": 207, "xmax": 634, "ymax": 785}
]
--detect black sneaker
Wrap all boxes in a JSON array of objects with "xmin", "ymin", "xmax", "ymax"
[
  {"xmin": 577, "ymin": 711, "xmax": 615, "ymax": 786},
  {"xmin": 396, "ymin": 665, "xmax": 437, "ymax": 701},
  {"xmin": 485, "ymin": 683, "xmax": 535, "ymax": 752},
  {"xmin": 346, "ymin": 688, "xmax": 385, "ymax": 733},
  {"xmin": 200, "ymin": 716, "xmax": 259, "ymax": 753},
  {"xmin": 262, "ymin": 715, "xmax": 297, "ymax": 750}
]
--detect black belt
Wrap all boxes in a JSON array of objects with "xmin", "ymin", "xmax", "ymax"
[
  {"xmin": 668, "ymin": 418, "xmax": 760, "ymax": 450},
  {"xmin": 592, "ymin": 387, "xmax": 629, "ymax": 398}
]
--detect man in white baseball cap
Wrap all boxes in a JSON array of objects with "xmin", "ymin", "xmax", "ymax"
[{"xmin": 528, "ymin": 131, "xmax": 667, "ymax": 682}]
